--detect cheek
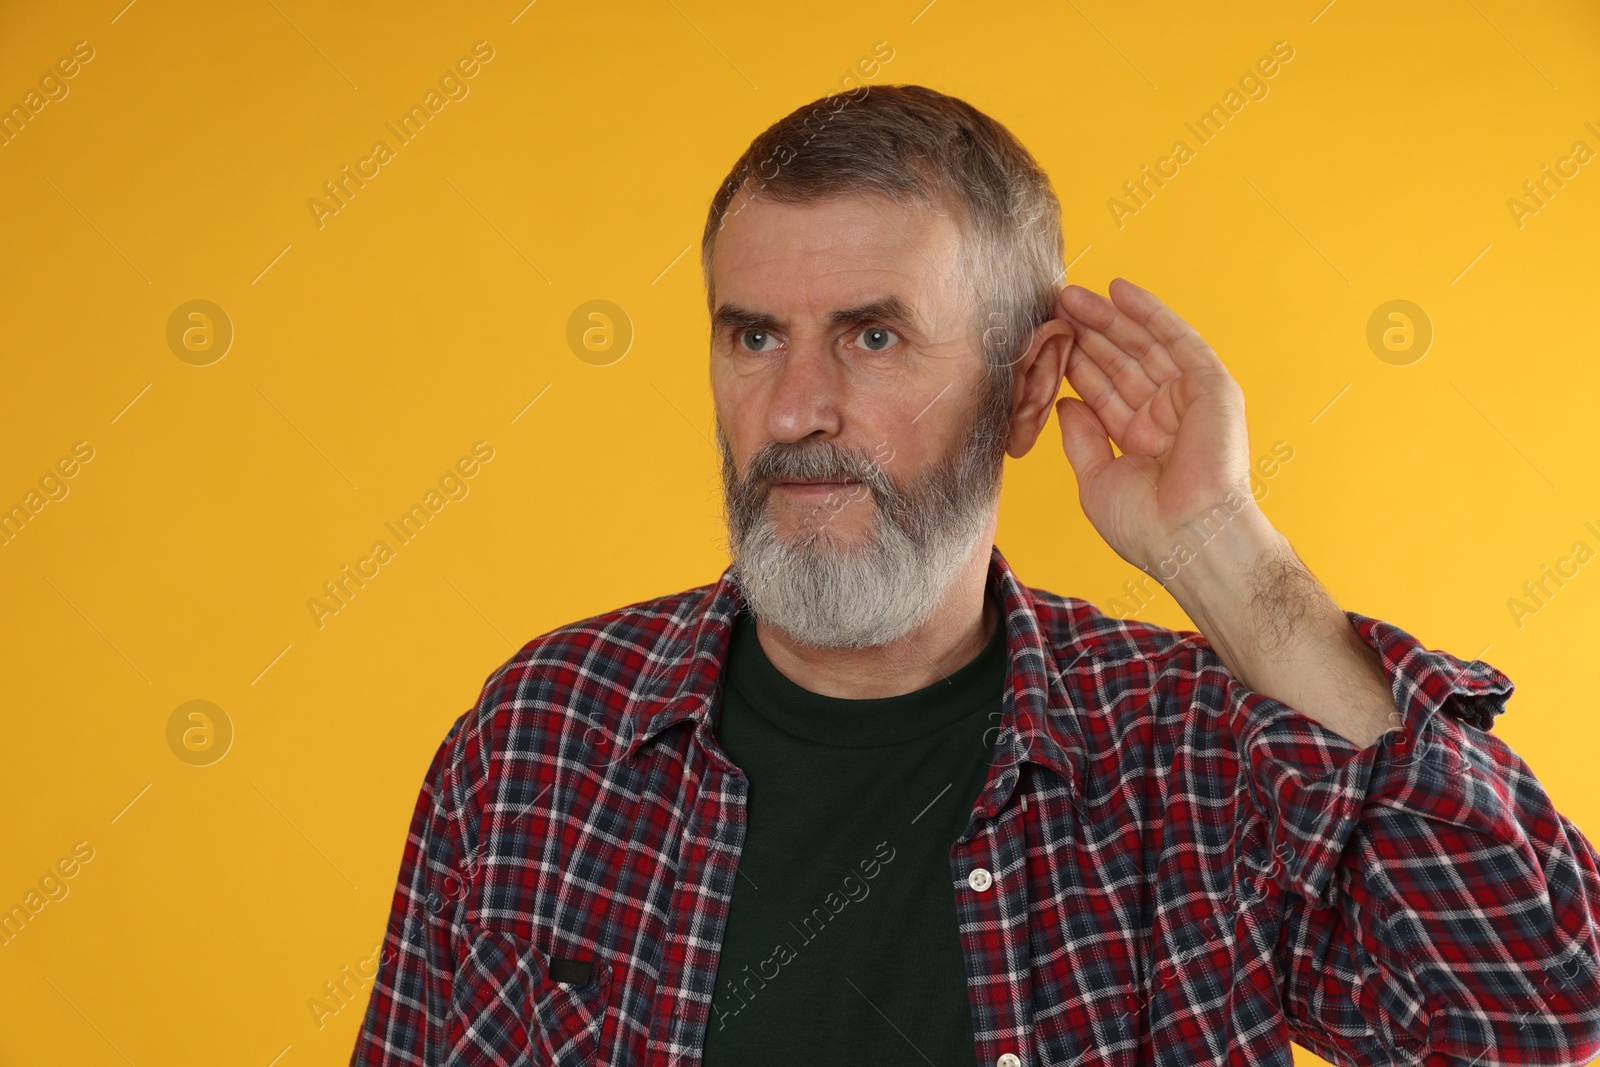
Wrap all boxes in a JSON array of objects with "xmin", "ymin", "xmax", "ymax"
[
  {"xmin": 710, "ymin": 370, "xmax": 765, "ymax": 454},
  {"xmin": 861, "ymin": 423, "xmax": 944, "ymax": 482},
  {"xmin": 709, "ymin": 357, "xmax": 747, "ymax": 409}
]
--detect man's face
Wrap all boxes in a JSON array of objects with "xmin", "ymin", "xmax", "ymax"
[{"xmin": 708, "ymin": 187, "xmax": 1010, "ymax": 648}]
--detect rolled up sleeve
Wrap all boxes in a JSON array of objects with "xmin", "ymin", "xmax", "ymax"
[{"xmin": 1218, "ymin": 611, "xmax": 1600, "ymax": 1064}]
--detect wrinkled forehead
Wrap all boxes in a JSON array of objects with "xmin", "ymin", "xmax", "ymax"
[{"xmin": 710, "ymin": 189, "xmax": 971, "ymax": 331}]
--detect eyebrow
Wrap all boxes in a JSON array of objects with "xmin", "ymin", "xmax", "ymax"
[{"xmin": 711, "ymin": 296, "xmax": 919, "ymax": 336}]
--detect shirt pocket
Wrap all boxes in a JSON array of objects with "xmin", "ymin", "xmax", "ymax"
[{"xmin": 449, "ymin": 920, "xmax": 611, "ymax": 1067}]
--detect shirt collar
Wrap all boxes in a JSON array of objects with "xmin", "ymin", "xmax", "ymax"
[{"xmin": 617, "ymin": 544, "xmax": 1087, "ymax": 808}]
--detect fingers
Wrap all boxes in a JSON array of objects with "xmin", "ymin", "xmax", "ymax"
[
  {"xmin": 1103, "ymin": 278, "xmax": 1220, "ymax": 374},
  {"xmin": 1058, "ymin": 283, "xmax": 1184, "ymax": 382},
  {"xmin": 1063, "ymin": 336, "xmax": 1136, "ymax": 443},
  {"xmin": 1069, "ymin": 320, "xmax": 1164, "ymax": 413},
  {"xmin": 1056, "ymin": 396, "xmax": 1115, "ymax": 487}
]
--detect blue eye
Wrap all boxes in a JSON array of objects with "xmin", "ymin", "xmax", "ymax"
[
  {"xmin": 856, "ymin": 326, "xmax": 899, "ymax": 352},
  {"xmin": 739, "ymin": 328, "xmax": 778, "ymax": 352}
]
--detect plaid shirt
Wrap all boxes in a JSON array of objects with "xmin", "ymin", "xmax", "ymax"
[{"xmin": 350, "ymin": 544, "xmax": 1600, "ymax": 1067}]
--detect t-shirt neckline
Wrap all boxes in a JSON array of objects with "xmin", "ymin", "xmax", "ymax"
[{"xmin": 723, "ymin": 604, "xmax": 1009, "ymax": 748}]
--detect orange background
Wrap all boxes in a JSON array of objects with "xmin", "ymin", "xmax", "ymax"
[{"xmin": 1, "ymin": 1, "xmax": 1597, "ymax": 1063}]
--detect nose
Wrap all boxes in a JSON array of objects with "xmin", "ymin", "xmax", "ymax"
[{"xmin": 763, "ymin": 338, "xmax": 842, "ymax": 445}]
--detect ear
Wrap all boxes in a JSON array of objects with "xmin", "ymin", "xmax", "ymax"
[{"xmin": 1004, "ymin": 316, "xmax": 1075, "ymax": 459}]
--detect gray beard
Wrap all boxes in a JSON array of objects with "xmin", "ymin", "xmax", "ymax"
[{"xmin": 716, "ymin": 378, "xmax": 1010, "ymax": 650}]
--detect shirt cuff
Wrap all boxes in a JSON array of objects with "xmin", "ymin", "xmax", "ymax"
[{"xmin": 1226, "ymin": 610, "xmax": 1515, "ymax": 908}]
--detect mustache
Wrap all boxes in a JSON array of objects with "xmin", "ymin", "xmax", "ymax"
[{"xmin": 741, "ymin": 440, "xmax": 895, "ymax": 500}]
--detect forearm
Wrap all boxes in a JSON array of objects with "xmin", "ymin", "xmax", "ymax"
[{"xmin": 1154, "ymin": 504, "xmax": 1398, "ymax": 749}]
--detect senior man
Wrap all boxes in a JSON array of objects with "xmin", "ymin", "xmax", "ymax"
[{"xmin": 351, "ymin": 84, "xmax": 1600, "ymax": 1067}]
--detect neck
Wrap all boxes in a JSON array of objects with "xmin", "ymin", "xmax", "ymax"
[{"xmin": 751, "ymin": 519, "xmax": 1000, "ymax": 699}]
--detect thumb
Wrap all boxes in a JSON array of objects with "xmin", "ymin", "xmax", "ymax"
[{"xmin": 1056, "ymin": 396, "xmax": 1115, "ymax": 486}]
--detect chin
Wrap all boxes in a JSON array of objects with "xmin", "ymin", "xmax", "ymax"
[{"xmin": 776, "ymin": 518, "xmax": 874, "ymax": 551}]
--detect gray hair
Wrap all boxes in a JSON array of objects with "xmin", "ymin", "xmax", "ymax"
[{"xmin": 699, "ymin": 83, "xmax": 1065, "ymax": 393}]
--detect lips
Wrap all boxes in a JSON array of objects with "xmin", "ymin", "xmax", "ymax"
[{"xmin": 769, "ymin": 480, "xmax": 864, "ymax": 499}]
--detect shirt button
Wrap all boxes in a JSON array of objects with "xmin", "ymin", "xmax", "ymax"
[
  {"xmin": 968, "ymin": 867, "xmax": 993, "ymax": 892},
  {"xmin": 997, "ymin": 1054, "xmax": 1022, "ymax": 1067}
]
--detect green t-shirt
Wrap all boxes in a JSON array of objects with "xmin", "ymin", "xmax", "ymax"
[{"xmin": 701, "ymin": 602, "xmax": 1008, "ymax": 1066}]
